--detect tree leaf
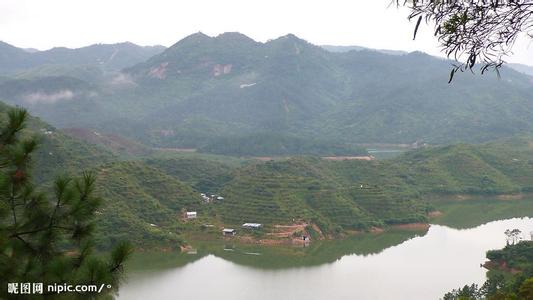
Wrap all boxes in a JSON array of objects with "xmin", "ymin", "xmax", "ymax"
[
  {"xmin": 448, "ymin": 68, "xmax": 456, "ymax": 84},
  {"xmin": 414, "ymin": 16, "xmax": 423, "ymax": 40}
]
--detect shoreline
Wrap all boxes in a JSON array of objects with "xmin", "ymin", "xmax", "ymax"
[
  {"xmin": 426, "ymin": 192, "xmax": 531, "ymax": 202},
  {"xmin": 181, "ymin": 221, "xmax": 431, "ymax": 248}
]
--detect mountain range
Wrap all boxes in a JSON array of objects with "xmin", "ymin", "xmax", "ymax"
[
  {"xmin": 0, "ymin": 41, "xmax": 164, "ymax": 74},
  {"xmin": 0, "ymin": 33, "xmax": 532, "ymax": 154},
  {"xmin": 2, "ymin": 100, "xmax": 532, "ymax": 248}
]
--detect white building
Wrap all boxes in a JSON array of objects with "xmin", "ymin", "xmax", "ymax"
[
  {"xmin": 223, "ymin": 228, "xmax": 236, "ymax": 236},
  {"xmin": 186, "ymin": 212, "xmax": 197, "ymax": 219},
  {"xmin": 242, "ymin": 223, "xmax": 262, "ymax": 229}
]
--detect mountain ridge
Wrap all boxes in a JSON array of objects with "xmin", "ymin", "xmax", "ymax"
[
  {"xmin": 0, "ymin": 40, "xmax": 166, "ymax": 74},
  {"xmin": 1, "ymin": 32, "xmax": 532, "ymax": 152}
]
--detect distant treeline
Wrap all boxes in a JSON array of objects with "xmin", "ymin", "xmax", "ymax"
[{"xmin": 198, "ymin": 133, "xmax": 368, "ymax": 156}]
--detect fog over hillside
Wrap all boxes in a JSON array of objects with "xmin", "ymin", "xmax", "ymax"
[{"xmin": 0, "ymin": 33, "xmax": 532, "ymax": 153}]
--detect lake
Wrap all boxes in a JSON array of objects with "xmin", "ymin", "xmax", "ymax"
[{"xmin": 118, "ymin": 217, "xmax": 532, "ymax": 300}]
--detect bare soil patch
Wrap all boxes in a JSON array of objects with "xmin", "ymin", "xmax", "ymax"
[
  {"xmin": 484, "ymin": 261, "xmax": 522, "ymax": 274},
  {"xmin": 154, "ymin": 148, "xmax": 197, "ymax": 152},
  {"xmin": 497, "ymin": 194, "xmax": 524, "ymax": 201},
  {"xmin": 321, "ymin": 156, "xmax": 375, "ymax": 161},
  {"xmin": 268, "ymin": 223, "xmax": 308, "ymax": 238},
  {"xmin": 428, "ymin": 210, "xmax": 443, "ymax": 218},
  {"xmin": 391, "ymin": 223, "xmax": 430, "ymax": 231},
  {"xmin": 369, "ymin": 227, "xmax": 385, "ymax": 233}
]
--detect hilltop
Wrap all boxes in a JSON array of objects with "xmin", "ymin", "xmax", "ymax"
[
  {"xmin": 0, "ymin": 41, "xmax": 165, "ymax": 74},
  {"xmin": 0, "ymin": 33, "xmax": 531, "ymax": 155}
]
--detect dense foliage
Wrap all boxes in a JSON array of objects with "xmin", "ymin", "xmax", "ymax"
[
  {"xmin": 443, "ymin": 241, "xmax": 533, "ymax": 300},
  {"xmin": 93, "ymin": 160, "xmax": 202, "ymax": 249},
  {"xmin": 144, "ymin": 157, "xmax": 234, "ymax": 193},
  {"xmin": 216, "ymin": 157, "xmax": 426, "ymax": 233},
  {"xmin": 0, "ymin": 108, "xmax": 131, "ymax": 299},
  {"xmin": 0, "ymin": 101, "xmax": 117, "ymax": 184},
  {"xmin": 212, "ymin": 138, "xmax": 532, "ymax": 232}
]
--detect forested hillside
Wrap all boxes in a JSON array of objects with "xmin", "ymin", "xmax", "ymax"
[
  {"xmin": 212, "ymin": 138, "xmax": 532, "ymax": 233},
  {"xmin": 0, "ymin": 101, "xmax": 116, "ymax": 182},
  {"xmin": 198, "ymin": 133, "xmax": 368, "ymax": 156},
  {"xmin": 93, "ymin": 161, "xmax": 203, "ymax": 248},
  {"xmin": 2, "ymin": 100, "xmax": 531, "ymax": 246},
  {"xmin": 0, "ymin": 41, "xmax": 165, "ymax": 74},
  {"xmin": 1, "ymin": 33, "xmax": 532, "ymax": 154}
]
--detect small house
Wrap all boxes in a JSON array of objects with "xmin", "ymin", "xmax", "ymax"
[
  {"xmin": 242, "ymin": 223, "xmax": 262, "ymax": 229},
  {"xmin": 217, "ymin": 196, "xmax": 224, "ymax": 201},
  {"xmin": 186, "ymin": 211, "xmax": 197, "ymax": 219},
  {"xmin": 222, "ymin": 228, "xmax": 236, "ymax": 236}
]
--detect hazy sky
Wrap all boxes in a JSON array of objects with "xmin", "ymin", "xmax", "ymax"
[{"xmin": 1, "ymin": 0, "xmax": 533, "ymax": 64}]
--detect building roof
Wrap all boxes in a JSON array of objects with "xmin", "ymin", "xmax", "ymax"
[
  {"xmin": 223, "ymin": 228, "xmax": 236, "ymax": 232},
  {"xmin": 242, "ymin": 223, "xmax": 262, "ymax": 227}
]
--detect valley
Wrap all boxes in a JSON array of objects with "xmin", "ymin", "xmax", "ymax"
[{"xmin": 1, "ymin": 30, "xmax": 532, "ymax": 300}]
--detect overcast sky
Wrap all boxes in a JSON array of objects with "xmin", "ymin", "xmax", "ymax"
[{"xmin": 1, "ymin": 0, "xmax": 533, "ymax": 64}]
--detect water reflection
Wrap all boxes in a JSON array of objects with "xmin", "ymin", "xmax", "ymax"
[{"xmin": 119, "ymin": 218, "xmax": 532, "ymax": 300}]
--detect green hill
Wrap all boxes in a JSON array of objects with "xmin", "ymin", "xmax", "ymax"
[
  {"xmin": 2, "ymin": 100, "xmax": 531, "ymax": 247},
  {"xmin": 0, "ymin": 41, "xmax": 165, "ymax": 74},
  {"xmin": 215, "ymin": 157, "xmax": 425, "ymax": 233},
  {"xmin": 211, "ymin": 138, "xmax": 532, "ymax": 234},
  {"xmin": 0, "ymin": 100, "xmax": 116, "ymax": 183},
  {"xmin": 144, "ymin": 157, "xmax": 235, "ymax": 193},
  {"xmin": 93, "ymin": 160, "xmax": 203, "ymax": 249},
  {"xmin": 1, "ymin": 102, "xmax": 199, "ymax": 249},
  {"xmin": 2, "ymin": 33, "xmax": 532, "ymax": 155},
  {"xmin": 62, "ymin": 127, "xmax": 152, "ymax": 157},
  {"xmin": 396, "ymin": 138, "xmax": 533, "ymax": 194}
]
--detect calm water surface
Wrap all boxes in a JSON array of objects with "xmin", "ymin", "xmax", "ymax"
[{"xmin": 118, "ymin": 218, "xmax": 532, "ymax": 300}]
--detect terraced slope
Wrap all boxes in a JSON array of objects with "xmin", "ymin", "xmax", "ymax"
[
  {"xmin": 2, "ymin": 102, "xmax": 202, "ymax": 249},
  {"xmin": 144, "ymin": 157, "xmax": 235, "ymax": 193},
  {"xmin": 3, "ymin": 100, "xmax": 531, "ymax": 246},
  {"xmin": 396, "ymin": 140, "xmax": 533, "ymax": 194},
  {"xmin": 94, "ymin": 161, "xmax": 203, "ymax": 248},
  {"xmin": 472, "ymin": 137, "xmax": 533, "ymax": 191},
  {"xmin": 216, "ymin": 158, "xmax": 426, "ymax": 233},
  {"xmin": 213, "ymin": 138, "xmax": 532, "ymax": 234}
]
